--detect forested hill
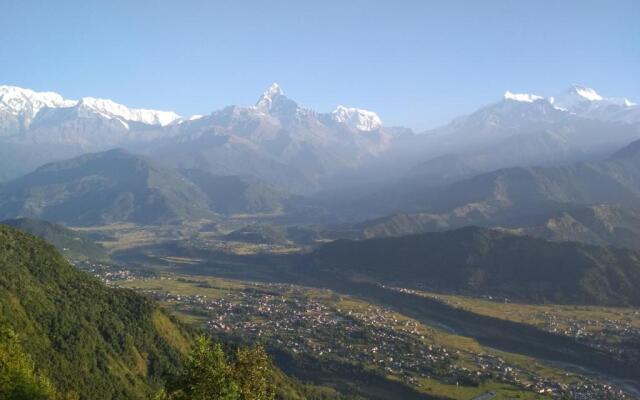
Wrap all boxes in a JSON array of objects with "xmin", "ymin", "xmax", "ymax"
[
  {"xmin": 0, "ymin": 225, "xmax": 352, "ymax": 400},
  {"xmin": 308, "ymin": 226, "xmax": 640, "ymax": 306},
  {"xmin": 0, "ymin": 224, "xmax": 191, "ymax": 399},
  {"xmin": 1, "ymin": 218, "xmax": 109, "ymax": 260}
]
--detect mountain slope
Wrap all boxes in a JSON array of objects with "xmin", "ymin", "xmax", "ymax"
[
  {"xmin": 0, "ymin": 85, "xmax": 180, "ymax": 136},
  {"xmin": 0, "ymin": 224, "xmax": 191, "ymax": 399},
  {"xmin": 511, "ymin": 204, "xmax": 640, "ymax": 250},
  {"xmin": 426, "ymin": 137, "xmax": 640, "ymax": 215},
  {"xmin": 365, "ymin": 86, "xmax": 640, "ymax": 196},
  {"xmin": 144, "ymin": 84, "xmax": 402, "ymax": 192},
  {"xmin": 308, "ymin": 227, "xmax": 640, "ymax": 306},
  {"xmin": 349, "ymin": 204, "xmax": 640, "ymax": 251},
  {"xmin": 1, "ymin": 218, "xmax": 108, "ymax": 260},
  {"xmin": 0, "ymin": 149, "xmax": 212, "ymax": 225},
  {"xmin": 181, "ymin": 169, "xmax": 293, "ymax": 215},
  {"xmin": 362, "ymin": 136, "xmax": 640, "ymax": 220}
]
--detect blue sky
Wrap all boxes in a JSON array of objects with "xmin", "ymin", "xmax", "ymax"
[{"xmin": 1, "ymin": 0, "xmax": 638, "ymax": 130}]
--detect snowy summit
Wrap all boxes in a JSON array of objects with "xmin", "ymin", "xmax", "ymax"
[
  {"xmin": 503, "ymin": 91, "xmax": 544, "ymax": 103},
  {"xmin": 331, "ymin": 105, "xmax": 382, "ymax": 131},
  {"xmin": 255, "ymin": 83, "xmax": 285, "ymax": 111},
  {"xmin": 0, "ymin": 85, "xmax": 76, "ymax": 117},
  {"xmin": 0, "ymin": 85, "xmax": 182, "ymax": 129},
  {"xmin": 78, "ymin": 97, "xmax": 181, "ymax": 126}
]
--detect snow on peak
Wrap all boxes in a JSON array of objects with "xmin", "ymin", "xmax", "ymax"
[
  {"xmin": 503, "ymin": 91, "xmax": 544, "ymax": 103},
  {"xmin": 0, "ymin": 85, "xmax": 181, "ymax": 127},
  {"xmin": 255, "ymin": 83, "xmax": 285, "ymax": 110},
  {"xmin": 568, "ymin": 85, "xmax": 603, "ymax": 102},
  {"xmin": 552, "ymin": 85, "xmax": 639, "ymax": 114},
  {"xmin": 332, "ymin": 105, "xmax": 382, "ymax": 131},
  {"xmin": 78, "ymin": 97, "xmax": 181, "ymax": 126},
  {"xmin": 0, "ymin": 85, "xmax": 76, "ymax": 117}
]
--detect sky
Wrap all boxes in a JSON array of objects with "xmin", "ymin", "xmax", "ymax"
[{"xmin": 1, "ymin": 0, "xmax": 638, "ymax": 130}]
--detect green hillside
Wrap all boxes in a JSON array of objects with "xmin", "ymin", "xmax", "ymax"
[
  {"xmin": 0, "ymin": 149, "xmax": 213, "ymax": 226},
  {"xmin": 350, "ymin": 204, "xmax": 640, "ymax": 251},
  {"xmin": 1, "ymin": 218, "xmax": 109, "ymax": 260},
  {"xmin": 0, "ymin": 224, "xmax": 192, "ymax": 398},
  {"xmin": 182, "ymin": 169, "xmax": 291, "ymax": 215},
  {"xmin": 0, "ymin": 225, "xmax": 351, "ymax": 400},
  {"xmin": 309, "ymin": 227, "xmax": 640, "ymax": 306}
]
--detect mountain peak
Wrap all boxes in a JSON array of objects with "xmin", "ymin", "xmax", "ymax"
[
  {"xmin": 78, "ymin": 96, "xmax": 181, "ymax": 126},
  {"xmin": 331, "ymin": 105, "xmax": 383, "ymax": 131},
  {"xmin": 552, "ymin": 85, "xmax": 638, "ymax": 116},
  {"xmin": 566, "ymin": 85, "xmax": 603, "ymax": 102},
  {"xmin": 265, "ymin": 82, "xmax": 284, "ymax": 97},
  {"xmin": 503, "ymin": 91, "xmax": 545, "ymax": 103},
  {"xmin": 255, "ymin": 83, "xmax": 286, "ymax": 110},
  {"xmin": 0, "ymin": 85, "xmax": 76, "ymax": 116}
]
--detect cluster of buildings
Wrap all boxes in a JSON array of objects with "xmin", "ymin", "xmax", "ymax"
[
  {"xmin": 532, "ymin": 310, "xmax": 640, "ymax": 365},
  {"xmin": 142, "ymin": 281, "xmax": 633, "ymax": 399},
  {"xmin": 77, "ymin": 265, "xmax": 635, "ymax": 399},
  {"xmin": 71, "ymin": 260, "xmax": 157, "ymax": 284}
]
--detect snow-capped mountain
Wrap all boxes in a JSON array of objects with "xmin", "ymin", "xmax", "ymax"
[
  {"xmin": 0, "ymin": 85, "xmax": 182, "ymax": 138},
  {"xmin": 331, "ymin": 105, "xmax": 383, "ymax": 131},
  {"xmin": 76, "ymin": 97, "xmax": 181, "ymax": 127},
  {"xmin": 440, "ymin": 90, "xmax": 568, "ymax": 141},
  {"xmin": 550, "ymin": 85, "xmax": 638, "ymax": 123},
  {"xmin": 503, "ymin": 91, "xmax": 544, "ymax": 103},
  {"xmin": 0, "ymin": 85, "xmax": 76, "ymax": 116},
  {"xmin": 380, "ymin": 85, "xmax": 640, "ymax": 192},
  {"xmin": 142, "ymin": 84, "xmax": 399, "ymax": 191},
  {"xmin": 252, "ymin": 83, "xmax": 384, "ymax": 132},
  {"xmin": 254, "ymin": 83, "xmax": 287, "ymax": 112},
  {"xmin": 438, "ymin": 85, "xmax": 639, "ymax": 140},
  {"xmin": 552, "ymin": 85, "xmax": 629, "ymax": 110},
  {"xmin": 1, "ymin": 82, "xmax": 639, "ymax": 195},
  {"xmin": 0, "ymin": 85, "xmax": 76, "ymax": 136},
  {"xmin": 498, "ymin": 85, "xmax": 640, "ymax": 125}
]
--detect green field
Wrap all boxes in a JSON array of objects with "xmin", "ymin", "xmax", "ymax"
[{"xmin": 119, "ymin": 273, "xmax": 628, "ymax": 400}]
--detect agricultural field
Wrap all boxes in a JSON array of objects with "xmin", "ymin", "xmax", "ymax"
[
  {"xmin": 400, "ymin": 288, "xmax": 640, "ymax": 367},
  {"xmin": 116, "ymin": 272, "xmax": 633, "ymax": 399}
]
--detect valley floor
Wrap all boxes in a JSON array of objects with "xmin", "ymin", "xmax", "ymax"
[{"xmin": 70, "ymin": 223, "xmax": 640, "ymax": 399}]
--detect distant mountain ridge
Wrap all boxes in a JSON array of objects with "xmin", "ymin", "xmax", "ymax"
[
  {"xmin": 0, "ymin": 149, "xmax": 319, "ymax": 225},
  {"xmin": 3, "ymin": 83, "xmax": 638, "ymax": 194},
  {"xmin": 359, "ymin": 136, "xmax": 640, "ymax": 218},
  {"xmin": 369, "ymin": 86, "xmax": 640, "ymax": 196},
  {"xmin": 308, "ymin": 226, "xmax": 640, "ymax": 306},
  {"xmin": 0, "ymin": 149, "xmax": 213, "ymax": 225},
  {"xmin": 141, "ymin": 83, "xmax": 401, "ymax": 192}
]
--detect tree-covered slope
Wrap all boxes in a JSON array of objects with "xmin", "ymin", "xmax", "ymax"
[
  {"xmin": 309, "ymin": 227, "xmax": 640, "ymax": 306},
  {"xmin": 181, "ymin": 169, "xmax": 291, "ymax": 215},
  {"xmin": 1, "ymin": 218, "xmax": 109, "ymax": 260},
  {"xmin": 348, "ymin": 204, "xmax": 640, "ymax": 251},
  {"xmin": 0, "ymin": 224, "xmax": 192, "ymax": 399},
  {"xmin": 0, "ymin": 149, "xmax": 212, "ymax": 226}
]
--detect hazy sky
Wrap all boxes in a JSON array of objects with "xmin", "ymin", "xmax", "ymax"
[{"xmin": 1, "ymin": 0, "xmax": 638, "ymax": 130}]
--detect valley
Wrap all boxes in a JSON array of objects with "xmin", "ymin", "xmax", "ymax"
[
  {"xmin": 3, "ymin": 4, "xmax": 639, "ymax": 399},
  {"xmin": 59, "ymin": 219, "xmax": 640, "ymax": 399}
]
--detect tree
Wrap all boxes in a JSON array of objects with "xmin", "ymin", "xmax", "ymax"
[
  {"xmin": 233, "ymin": 345, "xmax": 275, "ymax": 400},
  {"xmin": 0, "ymin": 327, "xmax": 57, "ymax": 400},
  {"xmin": 168, "ymin": 336, "xmax": 239, "ymax": 400}
]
